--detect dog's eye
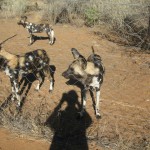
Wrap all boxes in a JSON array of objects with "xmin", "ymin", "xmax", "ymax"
[{"xmin": 70, "ymin": 68, "xmax": 74, "ymax": 72}]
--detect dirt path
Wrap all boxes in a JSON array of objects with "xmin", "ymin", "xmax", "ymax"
[
  {"xmin": 0, "ymin": 18, "xmax": 149, "ymax": 150},
  {"xmin": 0, "ymin": 128, "xmax": 50, "ymax": 150}
]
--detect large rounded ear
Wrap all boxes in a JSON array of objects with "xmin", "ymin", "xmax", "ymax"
[
  {"xmin": 79, "ymin": 55, "xmax": 87, "ymax": 70},
  {"xmin": 71, "ymin": 48, "xmax": 80, "ymax": 59},
  {"xmin": 0, "ymin": 44, "xmax": 4, "ymax": 52},
  {"xmin": 21, "ymin": 16, "xmax": 27, "ymax": 21},
  {"xmin": 0, "ymin": 56, "xmax": 7, "ymax": 70},
  {"xmin": 71, "ymin": 48, "xmax": 87, "ymax": 69}
]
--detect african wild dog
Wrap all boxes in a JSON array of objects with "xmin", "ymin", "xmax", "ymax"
[
  {"xmin": 0, "ymin": 48, "xmax": 54, "ymax": 107},
  {"xmin": 17, "ymin": 16, "xmax": 55, "ymax": 45},
  {"xmin": 62, "ymin": 47, "xmax": 105, "ymax": 118}
]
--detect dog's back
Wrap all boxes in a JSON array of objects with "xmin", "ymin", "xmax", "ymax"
[
  {"xmin": 87, "ymin": 53, "xmax": 105, "ymax": 75},
  {"xmin": 18, "ymin": 49, "xmax": 50, "ymax": 73}
]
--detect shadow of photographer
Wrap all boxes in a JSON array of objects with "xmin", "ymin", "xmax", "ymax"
[{"xmin": 45, "ymin": 90, "xmax": 92, "ymax": 150}]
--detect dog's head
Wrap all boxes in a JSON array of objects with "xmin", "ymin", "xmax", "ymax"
[
  {"xmin": 62, "ymin": 48, "xmax": 87, "ymax": 80},
  {"xmin": 0, "ymin": 56, "xmax": 7, "ymax": 71},
  {"xmin": 17, "ymin": 16, "xmax": 27, "ymax": 26}
]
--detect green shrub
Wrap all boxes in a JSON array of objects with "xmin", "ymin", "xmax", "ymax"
[{"xmin": 85, "ymin": 7, "xmax": 99, "ymax": 27}]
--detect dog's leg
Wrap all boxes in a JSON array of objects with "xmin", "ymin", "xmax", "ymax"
[
  {"xmin": 30, "ymin": 34, "xmax": 34, "ymax": 45},
  {"xmin": 14, "ymin": 80, "xmax": 21, "ymax": 107},
  {"xmin": 47, "ymin": 29, "xmax": 54, "ymax": 45},
  {"xmin": 47, "ymin": 31, "xmax": 51, "ymax": 44},
  {"xmin": 5, "ymin": 68, "xmax": 21, "ymax": 105},
  {"xmin": 79, "ymin": 88, "xmax": 87, "ymax": 117},
  {"xmin": 48, "ymin": 73, "xmax": 54, "ymax": 92},
  {"xmin": 49, "ymin": 78, "xmax": 53, "ymax": 92},
  {"xmin": 10, "ymin": 79, "xmax": 16, "ymax": 101},
  {"xmin": 95, "ymin": 88, "xmax": 101, "ymax": 118},
  {"xmin": 35, "ymin": 72, "xmax": 44, "ymax": 91},
  {"xmin": 48, "ymin": 68, "xmax": 54, "ymax": 92},
  {"xmin": 89, "ymin": 89, "xmax": 96, "ymax": 111},
  {"xmin": 11, "ymin": 76, "xmax": 21, "ymax": 107},
  {"xmin": 43, "ymin": 67, "xmax": 54, "ymax": 92},
  {"xmin": 29, "ymin": 32, "xmax": 34, "ymax": 45}
]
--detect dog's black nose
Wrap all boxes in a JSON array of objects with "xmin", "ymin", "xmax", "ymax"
[
  {"xmin": 62, "ymin": 72, "xmax": 65, "ymax": 77},
  {"xmin": 62, "ymin": 71, "xmax": 69, "ymax": 79}
]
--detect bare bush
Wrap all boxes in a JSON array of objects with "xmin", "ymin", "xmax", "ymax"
[
  {"xmin": 83, "ymin": 0, "xmax": 150, "ymax": 50},
  {"xmin": 0, "ymin": 0, "xmax": 149, "ymax": 49},
  {"xmin": 1, "ymin": 0, "xmax": 27, "ymax": 18},
  {"xmin": 39, "ymin": 0, "xmax": 150, "ymax": 49},
  {"xmin": 41, "ymin": 0, "xmax": 86, "ymax": 25}
]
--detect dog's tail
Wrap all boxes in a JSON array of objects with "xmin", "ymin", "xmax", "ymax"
[
  {"xmin": 91, "ymin": 46, "xmax": 95, "ymax": 54},
  {"xmin": 0, "ymin": 34, "xmax": 17, "ymax": 50}
]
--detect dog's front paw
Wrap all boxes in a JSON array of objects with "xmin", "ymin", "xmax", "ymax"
[
  {"xmin": 28, "ymin": 43, "xmax": 32, "ymax": 46},
  {"xmin": 35, "ymin": 87, "xmax": 40, "ymax": 91},
  {"xmin": 49, "ymin": 41, "xmax": 54, "ymax": 45},
  {"xmin": 49, "ymin": 89, "xmax": 53, "ymax": 93},
  {"xmin": 96, "ymin": 113, "xmax": 101, "ymax": 119}
]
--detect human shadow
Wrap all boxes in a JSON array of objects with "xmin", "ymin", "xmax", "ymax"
[
  {"xmin": 65, "ymin": 79, "xmax": 96, "ymax": 114},
  {"xmin": 45, "ymin": 90, "xmax": 92, "ymax": 150},
  {"xmin": 0, "ymin": 65, "xmax": 56, "ymax": 112}
]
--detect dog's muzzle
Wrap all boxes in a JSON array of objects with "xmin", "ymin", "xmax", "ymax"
[
  {"xmin": 17, "ymin": 22, "xmax": 22, "ymax": 25},
  {"xmin": 62, "ymin": 71, "xmax": 70, "ymax": 79}
]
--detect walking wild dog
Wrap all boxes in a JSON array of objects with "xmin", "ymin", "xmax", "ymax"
[
  {"xmin": 0, "ymin": 46, "xmax": 54, "ymax": 107},
  {"xmin": 62, "ymin": 47, "xmax": 105, "ymax": 118},
  {"xmin": 17, "ymin": 16, "xmax": 55, "ymax": 45}
]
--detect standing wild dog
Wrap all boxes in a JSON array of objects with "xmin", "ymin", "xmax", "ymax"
[
  {"xmin": 0, "ymin": 47, "xmax": 54, "ymax": 107},
  {"xmin": 62, "ymin": 47, "xmax": 105, "ymax": 118},
  {"xmin": 17, "ymin": 16, "xmax": 55, "ymax": 45}
]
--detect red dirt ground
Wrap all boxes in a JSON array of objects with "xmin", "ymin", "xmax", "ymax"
[{"xmin": 0, "ymin": 18, "xmax": 149, "ymax": 150}]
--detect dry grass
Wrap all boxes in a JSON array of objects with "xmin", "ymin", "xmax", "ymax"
[
  {"xmin": 0, "ymin": 1, "xmax": 149, "ymax": 149},
  {"xmin": 0, "ymin": 0, "xmax": 27, "ymax": 18},
  {"xmin": 0, "ymin": 98, "xmax": 149, "ymax": 150},
  {"xmin": 39, "ymin": 0, "xmax": 149, "ymax": 26},
  {"xmin": 41, "ymin": 0, "xmax": 86, "ymax": 26},
  {"xmin": 0, "ymin": 0, "xmax": 149, "ymax": 49},
  {"xmin": 0, "ymin": 0, "xmax": 149, "ymax": 27},
  {"xmin": 40, "ymin": 0, "xmax": 150, "ymax": 50}
]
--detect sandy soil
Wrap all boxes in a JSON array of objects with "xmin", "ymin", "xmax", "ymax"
[
  {"xmin": 0, "ymin": 128, "xmax": 50, "ymax": 150},
  {"xmin": 0, "ymin": 18, "xmax": 149, "ymax": 150}
]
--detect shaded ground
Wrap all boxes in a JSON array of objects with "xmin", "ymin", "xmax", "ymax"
[{"xmin": 0, "ymin": 17, "xmax": 149, "ymax": 150}]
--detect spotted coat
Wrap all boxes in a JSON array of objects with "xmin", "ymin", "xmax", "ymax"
[
  {"xmin": 62, "ymin": 48, "xmax": 105, "ymax": 118},
  {"xmin": 0, "ymin": 49, "xmax": 53, "ymax": 107},
  {"xmin": 18, "ymin": 16, "xmax": 55, "ymax": 45}
]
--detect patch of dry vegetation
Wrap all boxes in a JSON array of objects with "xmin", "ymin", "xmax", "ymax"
[
  {"xmin": 0, "ymin": 0, "xmax": 150, "ymax": 50},
  {"xmin": 0, "ymin": 97, "xmax": 149, "ymax": 150},
  {"xmin": 0, "ymin": 0, "xmax": 149, "ymax": 149},
  {"xmin": 0, "ymin": 0, "xmax": 27, "ymax": 18}
]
